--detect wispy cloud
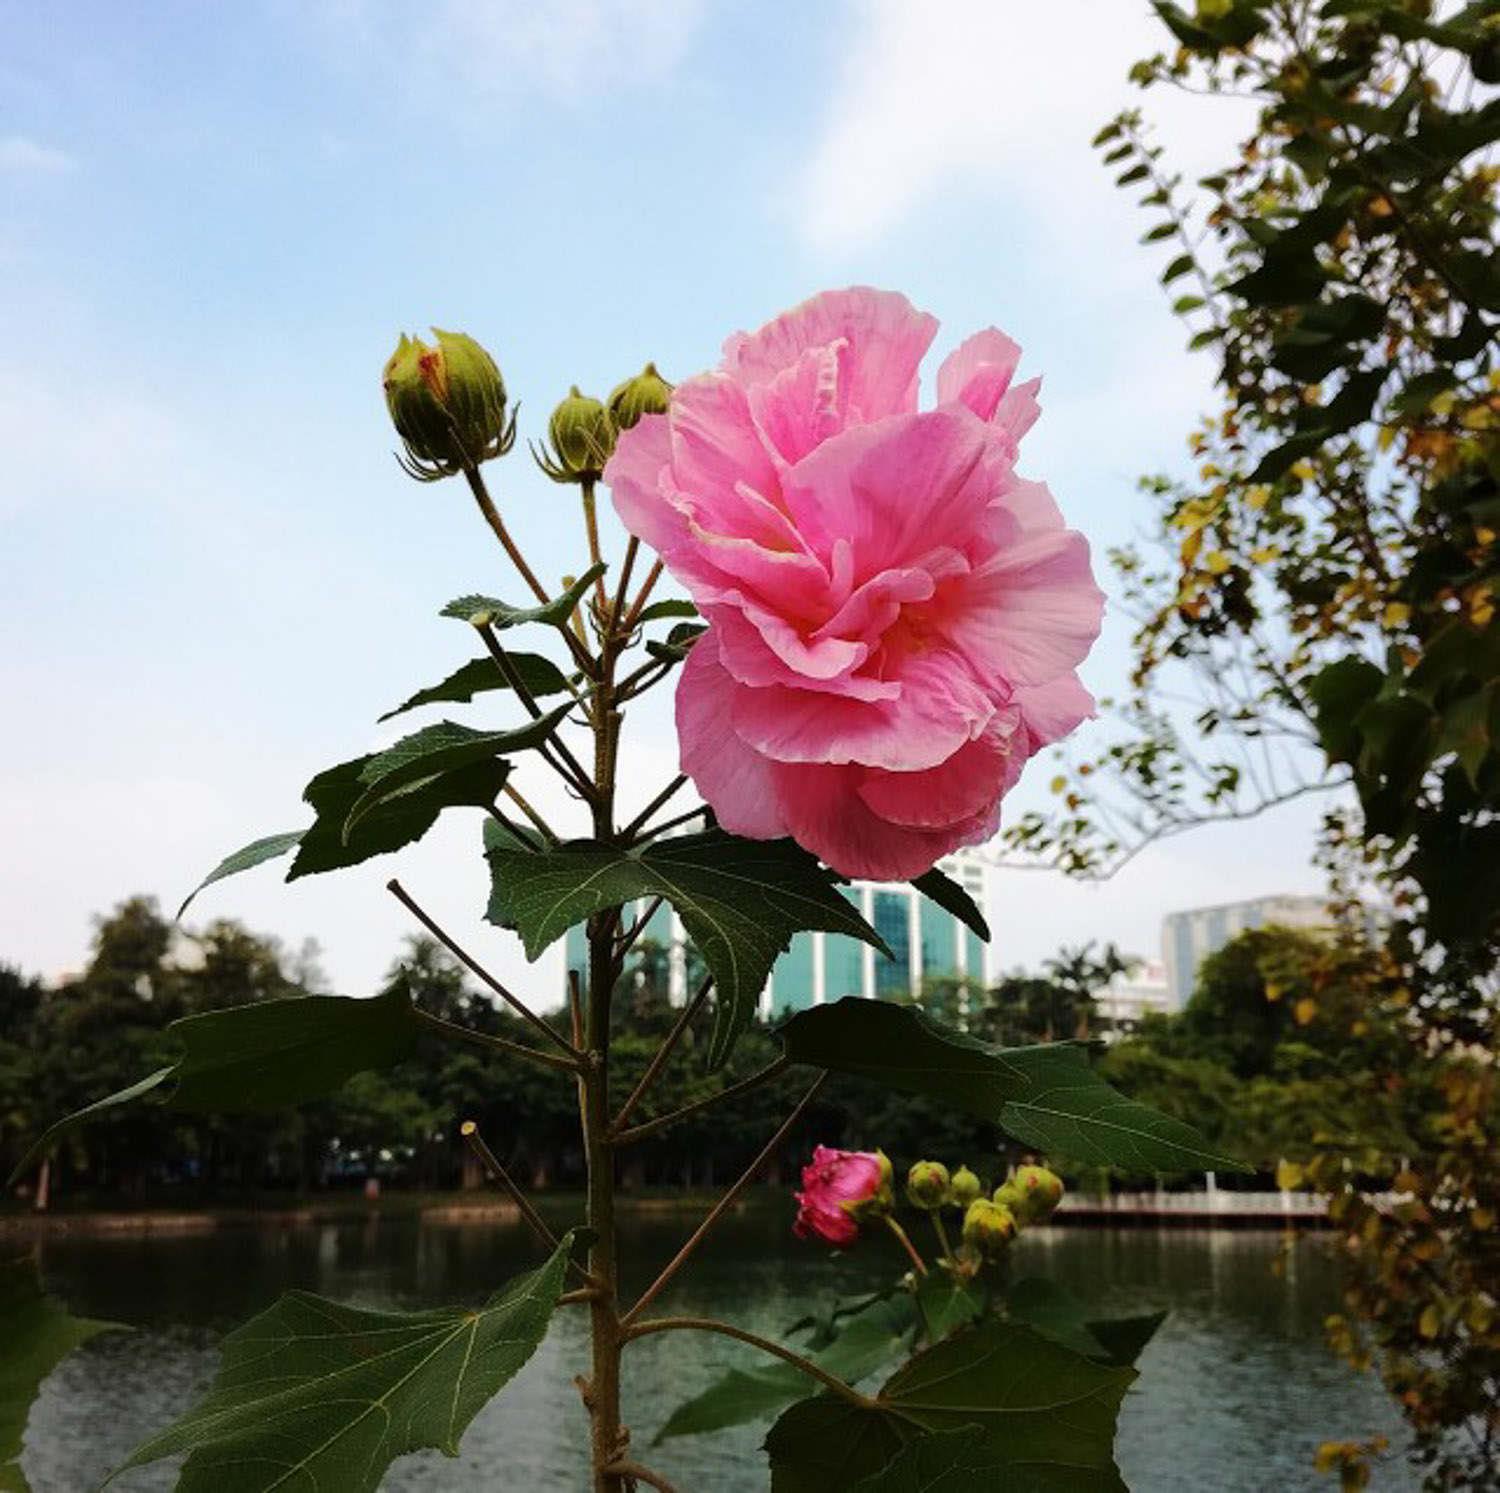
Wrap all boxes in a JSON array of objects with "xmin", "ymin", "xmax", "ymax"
[
  {"xmin": 0, "ymin": 135, "xmax": 76, "ymax": 173},
  {"xmin": 794, "ymin": 0, "xmax": 1250, "ymax": 259},
  {"xmin": 307, "ymin": 0, "xmax": 707, "ymax": 99}
]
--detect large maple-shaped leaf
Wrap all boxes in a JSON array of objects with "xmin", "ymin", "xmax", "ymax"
[
  {"xmin": 2, "ymin": 1259, "xmax": 119, "ymax": 1492},
  {"xmin": 10, "ymin": 990, "xmax": 419, "ymax": 1182},
  {"xmin": 764, "ymin": 1320, "xmax": 1133, "ymax": 1493},
  {"xmin": 113, "ymin": 1234, "xmax": 575, "ymax": 1493},
  {"xmin": 998, "ymin": 1041, "xmax": 1248, "ymax": 1173},
  {"xmin": 486, "ymin": 830, "xmax": 889, "ymax": 1067},
  {"xmin": 777, "ymin": 1000, "xmax": 1246, "ymax": 1173}
]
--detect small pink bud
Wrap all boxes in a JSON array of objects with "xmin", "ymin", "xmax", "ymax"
[{"xmin": 792, "ymin": 1146, "xmax": 892, "ymax": 1248}]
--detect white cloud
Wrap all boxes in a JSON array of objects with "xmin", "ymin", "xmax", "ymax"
[
  {"xmin": 0, "ymin": 135, "xmax": 76, "ymax": 174},
  {"xmin": 795, "ymin": 0, "xmax": 1251, "ymax": 258},
  {"xmin": 310, "ymin": 0, "xmax": 707, "ymax": 98}
]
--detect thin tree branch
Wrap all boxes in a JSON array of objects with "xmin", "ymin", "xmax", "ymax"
[
  {"xmin": 503, "ymin": 782, "xmax": 558, "ymax": 843},
  {"xmin": 615, "ymin": 896, "xmax": 666, "ymax": 963},
  {"xmin": 463, "ymin": 465, "xmax": 550, "ymax": 605},
  {"xmin": 622, "ymin": 1315, "xmax": 875, "ymax": 1410},
  {"xmin": 620, "ymin": 1073, "xmax": 827, "ymax": 1327},
  {"xmin": 460, "ymin": 1121, "xmax": 595, "ymax": 1286},
  {"xmin": 622, "ymin": 775, "xmax": 689, "ymax": 842},
  {"xmin": 620, "ymin": 559, "xmax": 665, "ymax": 633},
  {"xmin": 610, "ymin": 536, "xmax": 640, "ymax": 633},
  {"xmin": 612, "ymin": 1056, "xmax": 792, "ymax": 1146},
  {"xmin": 387, "ymin": 879, "xmax": 581, "ymax": 1059},
  {"xmin": 603, "ymin": 1460, "xmax": 680, "ymax": 1493},
  {"xmin": 609, "ymin": 977, "xmax": 714, "ymax": 1135},
  {"xmin": 413, "ymin": 1007, "xmax": 577, "ymax": 1074},
  {"xmin": 631, "ymin": 804, "xmax": 710, "ymax": 847}
]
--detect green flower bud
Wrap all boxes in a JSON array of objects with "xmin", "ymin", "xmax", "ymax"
[
  {"xmin": 536, "ymin": 386, "xmax": 615, "ymax": 483},
  {"xmin": 1009, "ymin": 1164, "xmax": 1065, "ymax": 1222},
  {"xmin": 608, "ymin": 362, "xmax": 673, "ymax": 431},
  {"xmin": 949, "ymin": 1166, "xmax": 982, "ymax": 1208},
  {"xmin": 383, "ymin": 328, "xmax": 514, "ymax": 481},
  {"xmin": 906, "ymin": 1160, "xmax": 951, "ymax": 1211},
  {"xmin": 961, "ymin": 1199, "xmax": 1017, "ymax": 1257}
]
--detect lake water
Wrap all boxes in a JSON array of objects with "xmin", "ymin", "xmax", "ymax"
[{"xmin": 18, "ymin": 1207, "xmax": 1417, "ymax": 1491}]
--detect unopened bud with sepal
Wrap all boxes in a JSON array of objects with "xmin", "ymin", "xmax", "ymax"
[
  {"xmin": 535, "ymin": 386, "xmax": 615, "ymax": 483},
  {"xmin": 608, "ymin": 362, "xmax": 673, "ymax": 431},
  {"xmin": 906, "ymin": 1160, "xmax": 951, "ymax": 1211},
  {"xmin": 962, "ymin": 1199, "xmax": 1017, "ymax": 1257},
  {"xmin": 998, "ymin": 1164, "xmax": 1065, "ymax": 1224},
  {"xmin": 383, "ymin": 328, "xmax": 515, "ymax": 481},
  {"xmin": 949, "ymin": 1166, "xmax": 982, "ymax": 1208}
]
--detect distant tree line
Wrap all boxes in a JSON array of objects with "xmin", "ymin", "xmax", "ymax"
[{"xmin": 1, "ymin": 897, "xmax": 1426, "ymax": 1208}]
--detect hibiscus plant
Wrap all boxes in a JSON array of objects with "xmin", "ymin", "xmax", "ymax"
[{"xmin": 11, "ymin": 290, "xmax": 1243, "ymax": 1491}]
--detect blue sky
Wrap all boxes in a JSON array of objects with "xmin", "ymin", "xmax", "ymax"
[{"xmin": 1, "ymin": 0, "xmax": 1330, "ymax": 997}]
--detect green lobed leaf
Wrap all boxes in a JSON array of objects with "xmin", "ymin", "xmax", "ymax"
[
  {"xmin": 633, "ymin": 599, "xmax": 700, "ymax": 625},
  {"xmin": 113, "ymin": 1234, "xmax": 575, "ymax": 1493},
  {"xmin": 655, "ymin": 1296, "xmax": 916, "ymax": 1443},
  {"xmin": 10, "ymin": 991, "xmax": 421, "ymax": 1182},
  {"xmin": 290, "ymin": 752, "xmax": 511, "ymax": 880},
  {"xmin": 441, "ymin": 563, "xmax": 606, "ymax": 630},
  {"xmin": 765, "ymin": 1320, "xmax": 1134, "ymax": 1492},
  {"xmin": 177, "ymin": 831, "xmax": 305, "ymax": 918},
  {"xmin": 2, "ymin": 1258, "xmax": 120, "ymax": 1490},
  {"xmin": 1007, "ymin": 1278, "xmax": 1170, "ymax": 1369},
  {"xmin": 910, "ymin": 866, "xmax": 990, "ymax": 942},
  {"xmin": 913, "ymin": 1272, "xmax": 983, "ymax": 1344},
  {"xmin": 998, "ymin": 1041, "xmax": 1249, "ymax": 1172},
  {"xmin": 486, "ymin": 831, "xmax": 889, "ymax": 1068},
  {"xmin": 344, "ymin": 706, "xmax": 572, "ymax": 835},
  {"xmin": 377, "ymin": 653, "xmax": 570, "ymax": 721},
  {"xmin": 777, "ymin": 1001, "xmax": 1247, "ymax": 1172},
  {"xmin": 7, "ymin": 1068, "xmax": 175, "ymax": 1185},
  {"xmin": 778, "ymin": 999, "xmax": 1028, "ymax": 1118}
]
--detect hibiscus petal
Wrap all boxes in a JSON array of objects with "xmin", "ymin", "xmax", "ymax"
[
  {"xmin": 674, "ymin": 632, "xmax": 788, "ymax": 839},
  {"xmin": 772, "ymin": 761, "xmax": 971, "ymax": 880},
  {"xmin": 952, "ymin": 529, "xmax": 1106, "ymax": 688},
  {"xmin": 731, "ymin": 646, "xmax": 995, "ymax": 772},
  {"xmin": 856, "ymin": 711, "xmax": 1021, "ymax": 829},
  {"xmin": 721, "ymin": 286, "xmax": 938, "ymax": 424},
  {"xmin": 1016, "ymin": 673, "xmax": 1096, "ymax": 750},
  {"xmin": 936, "ymin": 327, "xmax": 1022, "ymax": 419},
  {"xmin": 604, "ymin": 412, "xmax": 684, "ymax": 557}
]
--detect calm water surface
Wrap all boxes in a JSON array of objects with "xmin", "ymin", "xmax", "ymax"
[{"xmin": 20, "ymin": 1208, "xmax": 1416, "ymax": 1491}]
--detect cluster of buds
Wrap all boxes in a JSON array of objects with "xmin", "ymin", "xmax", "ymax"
[
  {"xmin": 904, "ymin": 1157, "xmax": 1066, "ymax": 1268},
  {"xmin": 792, "ymin": 1147, "xmax": 1066, "ymax": 1279},
  {"xmin": 383, "ymin": 328, "xmax": 516, "ymax": 481},
  {"xmin": 533, "ymin": 363, "xmax": 673, "ymax": 484}
]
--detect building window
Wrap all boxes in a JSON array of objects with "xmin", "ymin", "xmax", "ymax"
[
  {"xmin": 774, "ymin": 933, "xmax": 816, "ymax": 1016},
  {"xmin": 873, "ymin": 891, "xmax": 910, "ymax": 997}
]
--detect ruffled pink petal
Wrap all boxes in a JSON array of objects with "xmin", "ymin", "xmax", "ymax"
[
  {"xmin": 951, "ymin": 530, "xmax": 1106, "ymax": 688},
  {"xmin": 705, "ymin": 592, "xmax": 870, "ymax": 684},
  {"xmin": 667, "ymin": 374, "xmax": 785, "ymax": 533},
  {"xmin": 721, "ymin": 287, "xmax": 938, "ymax": 424},
  {"xmin": 771, "ymin": 761, "xmax": 971, "ymax": 880},
  {"xmin": 993, "ymin": 375, "xmax": 1042, "ymax": 447},
  {"xmin": 1016, "ymin": 673, "xmax": 1096, "ymax": 750},
  {"xmin": 708, "ymin": 601, "xmax": 897, "ymax": 699},
  {"xmin": 856, "ymin": 710, "xmax": 1021, "ymax": 829},
  {"xmin": 936, "ymin": 328, "xmax": 1021, "ymax": 419},
  {"xmin": 781, "ymin": 408, "xmax": 1008, "ymax": 578},
  {"xmin": 603, "ymin": 413, "xmax": 685, "ymax": 558},
  {"xmin": 674, "ymin": 632, "xmax": 788, "ymax": 840},
  {"xmin": 731, "ymin": 646, "xmax": 995, "ymax": 772},
  {"xmin": 745, "ymin": 341, "xmax": 850, "ymax": 467}
]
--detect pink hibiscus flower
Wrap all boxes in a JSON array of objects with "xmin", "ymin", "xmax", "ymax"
[
  {"xmin": 792, "ymin": 1146, "xmax": 891, "ymax": 1248},
  {"xmin": 605, "ymin": 287, "xmax": 1104, "ymax": 880}
]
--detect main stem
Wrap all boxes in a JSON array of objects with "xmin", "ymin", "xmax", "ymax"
[{"xmin": 581, "ymin": 623, "xmax": 628, "ymax": 1493}]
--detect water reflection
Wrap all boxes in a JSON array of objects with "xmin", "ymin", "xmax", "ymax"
[{"xmin": 21, "ymin": 1211, "xmax": 1415, "ymax": 1491}]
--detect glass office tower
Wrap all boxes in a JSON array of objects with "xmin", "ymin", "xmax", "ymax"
[{"xmin": 563, "ymin": 849, "xmax": 991, "ymax": 1013}]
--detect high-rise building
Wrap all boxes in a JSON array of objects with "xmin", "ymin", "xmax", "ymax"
[
  {"xmin": 1094, "ymin": 958, "xmax": 1171, "ymax": 1036},
  {"xmin": 563, "ymin": 849, "xmax": 992, "ymax": 1015},
  {"xmin": 1161, "ymin": 893, "xmax": 1331, "ymax": 1009}
]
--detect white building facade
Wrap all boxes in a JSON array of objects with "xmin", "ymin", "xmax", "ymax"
[{"xmin": 1161, "ymin": 894, "xmax": 1332, "ymax": 1009}]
